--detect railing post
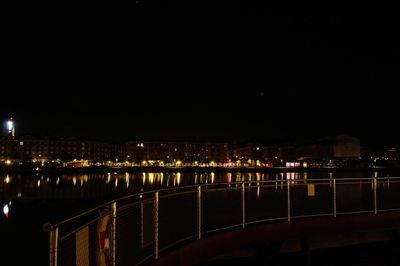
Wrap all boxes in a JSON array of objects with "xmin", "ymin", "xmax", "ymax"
[
  {"xmin": 111, "ymin": 202, "xmax": 117, "ymax": 266},
  {"xmin": 241, "ymin": 182, "xmax": 245, "ymax": 228},
  {"xmin": 140, "ymin": 202, "xmax": 144, "ymax": 248},
  {"xmin": 197, "ymin": 185, "xmax": 202, "ymax": 239},
  {"xmin": 49, "ymin": 227, "xmax": 58, "ymax": 266},
  {"xmin": 154, "ymin": 191, "xmax": 159, "ymax": 260},
  {"xmin": 333, "ymin": 179, "xmax": 337, "ymax": 218},
  {"xmin": 374, "ymin": 176, "xmax": 378, "ymax": 214},
  {"xmin": 287, "ymin": 180, "xmax": 291, "ymax": 222}
]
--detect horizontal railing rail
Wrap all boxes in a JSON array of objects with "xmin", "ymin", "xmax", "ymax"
[{"xmin": 44, "ymin": 176, "xmax": 400, "ymax": 266}]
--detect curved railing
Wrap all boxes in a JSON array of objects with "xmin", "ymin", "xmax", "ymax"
[{"xmin": 43, "ymin": 176, "xmax": 400, "ymax": 266}]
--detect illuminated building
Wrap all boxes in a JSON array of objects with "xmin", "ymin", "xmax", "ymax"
[
  {"xmin": 1, "ymin": 136, "xmax": 228, "ymax": 166},
  {"xmin": 230, "ymin": 142, "xmax": 264, "ymax": 162},
  {"xmin": 0, "ymin": 133, "xmax": 365, "ymax": 168},
  {"xmin": 126, "ymin": 141, "xmax": 228, "ymax": 165},
  {"xmin": 230, "ymin": 142, "xmax": 294, "ymax": 167},
  {"xmin": 1, "ymin": 136, "xmax": 227, "ymax": 165},
  {"xmin": 231, "ymin": 135, "xmax": 361, "ymax": 167},
  {"xmin": 294, "ymin": 135, "xmax": 360, "ymax": 160},
  {"xmin": 0, "ymin": 135, "xmax": 126, "ymax": 163},
  {"xmin": 3, "ymin": 117, "xmax": 15, "ymax": 138},
  {"xmin": 384, "ymin": 148, "xmax": 398, "ymax": 161},
  {"xmin": 293, "ymin": 135, "xmax": 361, "ymax": 167}
]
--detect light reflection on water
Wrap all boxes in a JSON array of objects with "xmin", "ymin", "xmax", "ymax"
[
  {"xmin": 0, "ymin": 171, "xmax": 393, "ymax": 202},
  {"xmin": 1, "ymin": 170, "xmax": 399, "ymax": 222}
]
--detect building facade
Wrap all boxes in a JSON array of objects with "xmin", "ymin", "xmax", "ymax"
[
  {"xmin": 230, "ymin": 135, "xmax": 361, "ymax": 167},
  {"xmin": 0, "ymin": 135, "xmax": 126, "ymax": 163},
  {"xmin": 126, "ymin": 141, "xmax": 228, "ymax": 165},
  {"xmin": 294, "ymin": 135, "xmax": 361, "ymax": 162},
  {"xmin": 230, "ymin": 143, "xmax": 264, "ymax": 161}
]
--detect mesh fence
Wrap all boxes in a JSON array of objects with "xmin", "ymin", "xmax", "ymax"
[
  {"xmin": 58, "ymin": 219, "xmax": 98, "ymax": 266},
  {"xmin": 116, "ymin": 200, "xmax": 154, "ymax": 265},
  {"xmin": 291, "ymin": 182, "xmax": 333, "ymax": 217},
  {"xmin": 49, "ymin": 178, "xmax": 400, "ymax": 266},
  {"xmin": 245, "ymin": 183, "xmax": 287, "ymax": 223},
  {"xmin": 377, "ymin": 179, "xmax": 400, "ymax": 211},
  {"xmin": 158, "ymin": 191, "xmax": 197, "ymax": 251},
  {"xmin": 336, "ymin": 180, "xmax": 374, "ymax": 214},
  {"xmin": 202, "ymin": 185, "xmax": 242, "ymax": 233}
]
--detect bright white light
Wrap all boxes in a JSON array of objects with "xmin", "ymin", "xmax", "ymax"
[
  {"xmin": 3, "ymin": 204, "xmax": 9, "ymax": 216},
  {"xmin": 7, "ymin": 121, "xmax": 13, "ymax": 131}
]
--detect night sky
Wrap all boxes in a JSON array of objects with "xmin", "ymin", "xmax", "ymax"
[{"xmin": 3, "ymin": 2, "xmax": 399, "ymax": 146}]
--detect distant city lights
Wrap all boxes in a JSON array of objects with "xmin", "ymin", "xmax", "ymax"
[
  {"xmin": 286, "ymin": 162, "xmax": 301, "ymax": 168},
  {"xmin": 3, "ymin": 204, "xmax": 9, "ymax": 219},
  {"xmin": 4, "ymin": 119, "xmax": 15, "ymax": 137},
  {"xmin": 6, "ymin": 121, "xmax": 13, "ymax": 131}
]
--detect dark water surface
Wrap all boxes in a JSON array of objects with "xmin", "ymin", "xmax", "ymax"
[{"xmin": 1, "ymin": 169, "xmax": 399, "ymax": 265}]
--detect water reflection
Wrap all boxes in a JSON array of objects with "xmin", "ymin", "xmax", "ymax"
[
  {"xmin": 1, "ymin": 171, "xmax": 395, "ymax": 203},
  {"xmin": 1, "ymin": 170, "xmax": 399, "ymax": 222}
]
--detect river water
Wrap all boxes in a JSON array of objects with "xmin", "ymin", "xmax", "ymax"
[
  {"xmin": 1, "ymin": 169, "xmax": 399, "ymax": 265},
  {"xmin": 2, "ymin": 169, "xmax": 400, "ymax": 224}
]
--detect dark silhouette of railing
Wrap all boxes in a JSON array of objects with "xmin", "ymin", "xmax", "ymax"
[{"xmin": 43, "ymin": 176, "xmax": 400, "ymax": 266}]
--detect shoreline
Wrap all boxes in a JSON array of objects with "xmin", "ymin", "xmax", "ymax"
[{"xmin": 1, "ymin": 165, "xmax": 399, "ymax": 174}]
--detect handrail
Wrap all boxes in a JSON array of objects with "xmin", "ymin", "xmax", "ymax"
[
  {"xmin": 44, "ymin": 176, "xmax": 400, "ymax": 266},
  {"xmin": 43, "ymin": 176, "xmax": 400, "ymax": 230},
  {"xmin": 44, "ymin": 189, "xmax": 159, "ymax": 230}
]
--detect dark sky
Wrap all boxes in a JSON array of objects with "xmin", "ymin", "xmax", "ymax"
[{"xmin": 2, "ymin": 2, "xmax": 399, "ymax": 146}]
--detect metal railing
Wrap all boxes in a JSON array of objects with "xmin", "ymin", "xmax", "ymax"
[{"xmin": 43, "ymin": 176, "xmax": 400, "ymax": 266}]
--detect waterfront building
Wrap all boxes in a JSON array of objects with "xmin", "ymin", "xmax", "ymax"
[
  {"xmin": 0, "ymin": 135, "xmax": 126, "ymax": 164},
  {"xmin": 126, "ymin": 140, "xmax": 228, "ymax": 165},
  {"xmin": 293, "ymin": 135, "xmax": 361, "ymax": 167}
]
